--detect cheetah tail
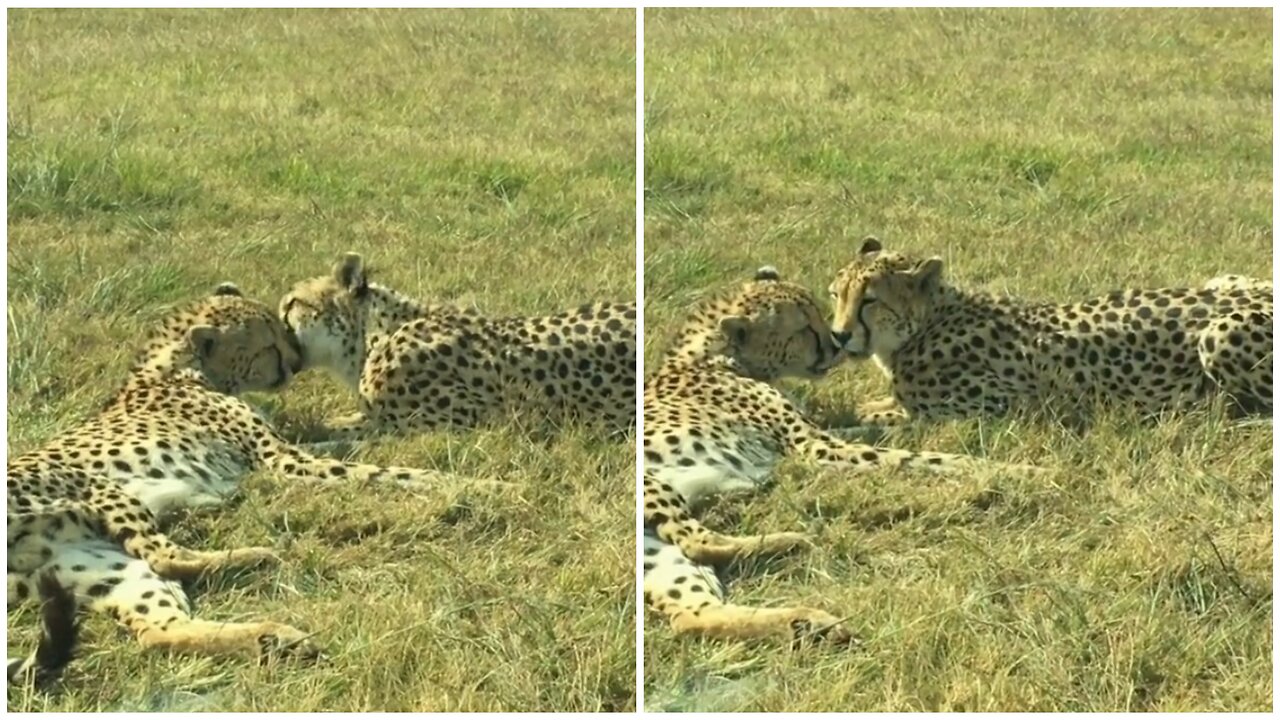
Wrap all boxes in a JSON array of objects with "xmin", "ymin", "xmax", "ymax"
[{"xmin": 7, "ymin": 571, "xmax": 79, "ymax": 689}]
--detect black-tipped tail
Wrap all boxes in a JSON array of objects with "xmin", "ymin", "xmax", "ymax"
[{"xmin": 7, "ymin": 572, "xmax": 79, "ymax": 689}]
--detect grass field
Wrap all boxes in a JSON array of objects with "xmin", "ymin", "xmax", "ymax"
[
  {"xmin": 7, "ymin": 8, "xmax": 635, "ymax": 712},
  {"xmin": 644, "ymin": 8, "xmax": 1271, "ymax": 712}
]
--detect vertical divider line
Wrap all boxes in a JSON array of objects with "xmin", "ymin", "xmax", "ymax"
[{"xmin": 633, "ymin": 4, "xmax": 645, "ymax": 712}]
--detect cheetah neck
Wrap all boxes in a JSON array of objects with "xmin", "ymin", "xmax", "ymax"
[
  {"xmin": 364, "ymin": 284, "xmax": 431, "ymax": 335},
  {"xmin": 884, "ymin": 283, "xmax": 1039, "ymax": 367},
  {"xmin": 661, "ymin": 311, "xmax": 733, "ymax": 370},
  {"xmin": 875, "ymin": 284, "xmax": 1005, "ymax": 368},
  {"xmin": 363, "ymin": 284, "xmax": 473, "ymax": 334},
  {"xmin": 907, "ymin": 284, "xmax": 1017, "ymax": 328},
  {"xmin": 119, "ymin": 340, "xmax": 211, "ymax": 394},
  {"xmin": 943, "ymin": 284, "xmax": 1018, "ymax": 308},
  {"xmin": 917, "ymin": 283, "xmax": 965, "ymax": 308}
]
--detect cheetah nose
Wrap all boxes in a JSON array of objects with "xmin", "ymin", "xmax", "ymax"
[{"xmin": 832, "ymin": 331, "xmax": 853, "ymax": 347}]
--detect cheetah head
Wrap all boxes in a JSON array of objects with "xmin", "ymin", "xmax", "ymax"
[
  {"xmin": 278, "ymin": 252, "xmax": 369, "ymax": 389},
  {"xmin": 717, "ymin": 266, "xmax": 844, "ymax": 380},
  {"xmin": 829, "ymin": 237, "xmax": 944, "ymax": 358},
  {"xmin": 182, "ymin": 286, "xmax": 304, "ymax": 394}
]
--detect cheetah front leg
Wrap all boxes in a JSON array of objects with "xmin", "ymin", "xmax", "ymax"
[
  {"xmin": 309, "ymin": 389, "xmax": 479, "ymax": 445},
  {"xmin": 49, "ymin": 544, "xmax": 319, "ymax": 662},
  {"xmin": 813, "ymin": 396, "xmax": 904, "ymax": 444},
  {"xmin": 875, "ymin": 357, "xmax": 1009, "ymax": 423},
  {"xmin": 658, "ymin": 598, "xmax": 852, "ymax": 644},
  {"xmin": 79, "ymin": 482, "xmax": 278, "ymax": 579},
  {"xmin": 642, "ymin": 477, "xmax": 850, "ymax": 644},
  {"xmin": 1198, "ymin": 311, "xmax": 1273, "ymax": 415},
  {"xmin": 129, "ymin": 614, "xmax": 316, "ymax": 661},
  {"xmin": 644, "ymin": 476, "xmax": 811, "ymax": 564},
  {"xmin": 350, "ymin": 340, "xmax": 487, "ymax": 437},
  {"xmin": 643, "ymin": 535, "xmax": 852, "ymax": 645},
  {"xmin": 855, "ymin": 396, "xmax": 910, "ymax": 426},
  {"xmin": 296, "ymin": 412, "xmax": 372, "ymax": 456},
  {"xmin": 320, "ymin": 411, "xmax": 372, "ymax": 439},
  {"xmin": 10, "ymin": 480, "xmax": 277, "ymax": 582}
]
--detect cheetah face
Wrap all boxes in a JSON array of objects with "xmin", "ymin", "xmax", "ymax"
[
  {"xmin": 829, "ymin": 237, "xmax": 943, "ymax": 358},
  {"xmin": 722, "ymin": 273, "xmax": 843, "ymax": 380},
  {"xmin": 279, "ymin": 253, "xmax": 367, "ymax": 389},
  {"xmin": 189, "ymin": 303, "xmax": 303, "ymax": 394}
]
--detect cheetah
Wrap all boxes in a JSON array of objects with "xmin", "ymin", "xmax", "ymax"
[
  {"xmin": 8, "ymin": 284, "xmax": 466, "ymax": 671},
  {"xmin": 7, "ymin": 572, "xmax": 78, "ymax": 689},
  {"xmin": 279, "ymin": 252, "xmax": 637, "ymax": 439},
  {"xmin": 643, "ymin": 267, "xmax": 1037, "ymax": 644},
  {"xmin": 828, "ymin": 237, "xmax": 1274, "ymax": 425}
]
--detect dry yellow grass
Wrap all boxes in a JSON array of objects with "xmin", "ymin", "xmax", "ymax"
[
  {"xmin": 644, "ymin": 8, "xmax": 1271, "ymax": 712},
  {"xmin": 8, "ymin": 8, "xmax": 635, "ymax": 712}
]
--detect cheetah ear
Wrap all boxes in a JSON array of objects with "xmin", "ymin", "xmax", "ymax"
[
  {"xmin": 720, "ymin": 316, "xmax": 750, "ymax": 347},
  {"xmin": 334, "ymin": 252, "xmax": 369, "ymax": 298},
  {"xmin": 212, "ymin": 282, "xmax": 243, "ymax": 297},
  {"xmin": 187, "ymin": 325, "xmax": 222, "ymax": 358},
  {"xmin": 859, "ymin": 236, "xmax": 883, "ymax": 256},
  {"xmin": 912, "ymin": 257, "xmax": 944, "ymax": 292},
  {"xmin": 753, "ymin": 265, "xmax": 781, "ymax": 282}
]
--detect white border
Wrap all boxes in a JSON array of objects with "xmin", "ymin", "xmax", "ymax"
[
  {"xmin": 634, "ymin": 4, "xmax": 646, "ymax": 715},
  {"xmin": 4, "ymin": 3, "xmax": 1278, "ymax": 717},
  {"xmin": 1, "ymin": 4, "xmax": 640, "ymax": 717}
]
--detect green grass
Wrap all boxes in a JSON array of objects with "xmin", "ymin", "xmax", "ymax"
[
  {"xmin": 644, "ymin": 8, "xmax": 1271, "ymax": 712},
  {"xmin": 8, "ymin": 8, "xmax": 635, "ymax": 712}
]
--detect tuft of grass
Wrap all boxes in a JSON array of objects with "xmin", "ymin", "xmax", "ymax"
[
  {"xmin": 8, "ymin": 142, "xmax": 202, "ymax": 220},
  {"xmin": 8, "ymin": 8, "xmax": 635, "ymax": 712},
  {"xmin": 644, "ymin": 7, "xmax": 1271, "ymax": 712},
  {"xmin": 473, "ymin": 163, "xmax": 531, "ymax": 205},
  {"xmin": 643, "ymin": 141, "xmax": 731, "ymax": 220}
]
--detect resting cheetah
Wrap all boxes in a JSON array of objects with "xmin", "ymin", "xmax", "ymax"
[
  {"xmin": 8, "ymin": 284, "xmax": 464, "ymax": 671},
  {"xmin": 279, "ymin": 252, "xmax": 637, "ymax": 438},
  {"xmin": 643, "ymin": 268, "xmax": 1036, "ymax": 644},
  {"xmin": 828, "ymin": 237, "xmax": 1274, "ymax": 425}
]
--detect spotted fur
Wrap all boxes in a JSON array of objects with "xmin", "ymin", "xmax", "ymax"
[
  {"xmin": 642, "ymin": 268, "xmax": 1036, "ymax": 644},
  {"xmin": 279, "ymin": 252, "xmax": 637, "ymax": 439},
  {"xmin": 829, "ymin": 237, "xmax": 1273, "ymax": 424},
  {"xmin": 8, "ymin": 285, "xmax": 467, "ymax": 673}
]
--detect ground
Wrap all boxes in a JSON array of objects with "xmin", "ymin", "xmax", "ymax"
[
  {"xmin": 644, "ymin": 8, "xmax": 1271, "ymax": 712},
  {"xmin": 7, "ymin": 9, "xmax": 635, "ymax": 712}
]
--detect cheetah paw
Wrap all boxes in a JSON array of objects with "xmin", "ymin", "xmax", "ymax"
[
  {"xmin": 749, "ymin": 531, "xmax": 815, "ymax": 555},
  {"xmin": 256, "ymin": 624, "xmax": 322, "ymax": 663},
  {"xmin": 788, "ymin": 609, "xmax": 858, "ymax": 647},
  {"xmin": 687, "ymin": 532, "xmax": 814, "ymax": 564},
  {"xmin": 156, "ymin": 546, "xmax": 280, "ymax": 579}
]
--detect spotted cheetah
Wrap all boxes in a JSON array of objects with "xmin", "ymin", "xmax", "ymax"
[
  {"xmin": 828, "ymin": 237, "xmax": 1274, "ymax": 425},
  {"xmin": 278, "ymin": 252, "xmax": 637, "ymax": 439},
  {"xmin": 8, "ymin": 284, "xmax": 466, "ymax": 670},
  {"xmin": 643, "ymin": 268, "xmax": 1037, "ymax": 644}
]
